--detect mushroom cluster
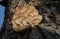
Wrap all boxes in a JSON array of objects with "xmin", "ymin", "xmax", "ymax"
[{"xmin": 12, "ymin": 5, "xmax": 42, "ymax": 31}]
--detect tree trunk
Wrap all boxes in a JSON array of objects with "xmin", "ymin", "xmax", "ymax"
[{"xmin": 0, "ymin": 0, "xmax": 60, "ymax": 39}]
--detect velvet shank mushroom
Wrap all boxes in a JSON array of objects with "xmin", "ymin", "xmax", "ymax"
[{"xmin": 11, "ymin": 5, "xmax": 42, "ymax": 31}]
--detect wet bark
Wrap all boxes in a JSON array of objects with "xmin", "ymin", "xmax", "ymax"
[{"xmin": 0, "ymin": 0, "xmax": 60, "ymax": 39}]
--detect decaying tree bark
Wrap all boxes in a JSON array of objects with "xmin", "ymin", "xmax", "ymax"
[{"xmin": 0, "ymin": 0, "xmax": 60, "ymax": 39}]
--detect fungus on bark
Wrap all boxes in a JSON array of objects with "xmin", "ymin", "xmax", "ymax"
[{"xmin": 11, "ymin": 5, "xmax": 42, "ymax": 31}]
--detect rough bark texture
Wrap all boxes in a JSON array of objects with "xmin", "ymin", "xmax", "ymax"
[{"xmin": 0, "ymin": 0, "xmax": 60, "ymax": 39}]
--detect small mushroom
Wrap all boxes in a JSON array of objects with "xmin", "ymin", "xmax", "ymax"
[{"xmin": 11, "ymin": 5, "xmax": 42, "ymax": 31}]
